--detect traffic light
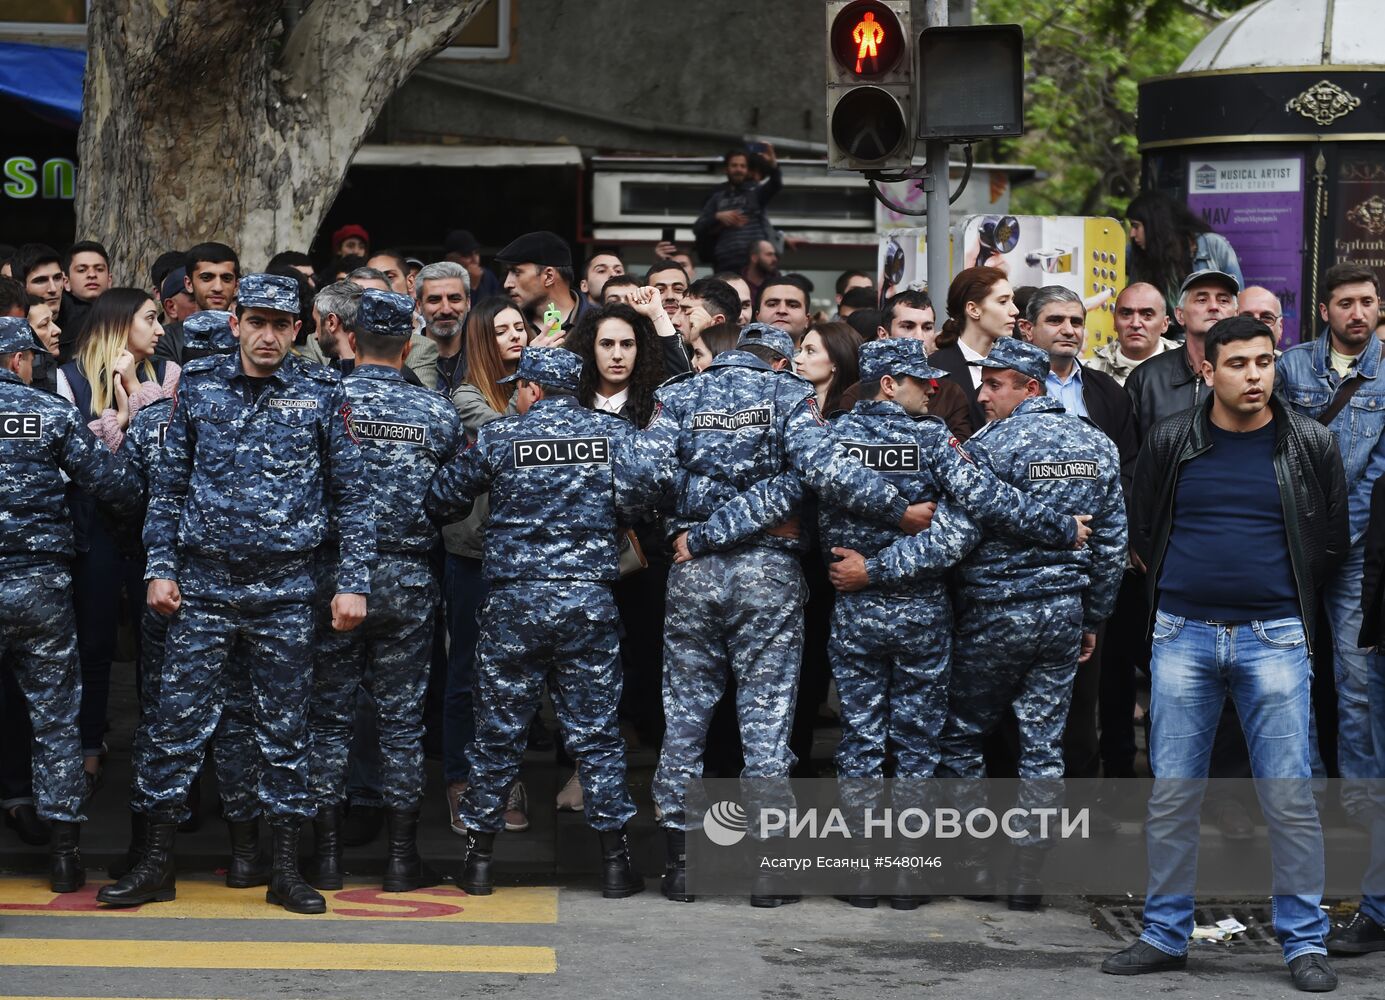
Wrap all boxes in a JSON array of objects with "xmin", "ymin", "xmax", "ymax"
[
  {"xmin": 916, "ymin": 25, "xmax": 1025, "ymax": 141},
  {"xmin": 825, "ymin": 0, "xmax": 913, "ymax": 171}
]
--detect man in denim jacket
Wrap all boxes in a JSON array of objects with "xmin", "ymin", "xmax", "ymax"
[
  {"xmin": 1278, "ymin": 264, "xmax": 1384, "ymax": 807},
  {"xmin": 1278, "ymin": 262, "xmax": 1385, "ymax": 952}
]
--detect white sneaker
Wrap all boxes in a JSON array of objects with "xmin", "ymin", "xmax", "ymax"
[{"xmin": 555, "ymin": 771, "xmax": 584, "ymax": 812}]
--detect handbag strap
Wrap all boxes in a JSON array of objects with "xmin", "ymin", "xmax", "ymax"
[{"xmin": 1319, "ymin": 374, "xmax": 1365, "ymax": 426}]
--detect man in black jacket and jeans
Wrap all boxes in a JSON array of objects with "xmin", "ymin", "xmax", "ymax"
[{"xmin": 1102, "ymin": 316, "xmax": 1348, "ymax": 992}]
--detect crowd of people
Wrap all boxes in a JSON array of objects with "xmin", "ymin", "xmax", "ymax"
[{"xmin": 1, "ymin": 156, "xmax": 1384, "ymax": 993}]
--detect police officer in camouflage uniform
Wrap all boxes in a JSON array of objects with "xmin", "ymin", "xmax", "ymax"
[
  {"xmin": 819, "ymin": 338, "xmax": 1087, "ymax": 908},
  {"xmin": 99, "ymin": 274, "xmax": 376, "ymax": 915},
  {"xmin": 427, "ymin": 346, "xmax": 644, "ymax": 899},
  {"xmin": 113, "ymin": 311, "xmax": 260, "ymax": 884},
  {"xmin": 304, "ymin": 289, "xmax": 462, "ymax": 893},
  {"xmin": 931, "ymin": 338, "xmax": 1126, "ymax": 910},
  {"xmin": 0, "ymin": 316, "xmax": 142, "ymax": 892},
  {"xmin": 622, "ymin": 323, "xmax": 947, "ymax": 906}
]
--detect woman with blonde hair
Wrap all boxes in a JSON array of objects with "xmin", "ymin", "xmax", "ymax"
[
  {"xmin": 58, "ymin": 287, "xmax": 176, "ymax": 450},
  {"xmin": 56, "ymin": 287, "xmax": 177, "ymax": 792},
  {"xmin": 442, "ymin": 296, "xmax": 530, "ymax": 837}
]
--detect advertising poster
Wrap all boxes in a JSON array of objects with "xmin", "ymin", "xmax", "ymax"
[
  {"xmin": 956, "ymin": 215, "xmax": 1126, "ymax": 352},
  {"xmin": 1335, "ymin": 155, "xmax": 1385, "ymax": 298},
  {"xmin": 877, "ymin": 228, "xmax": 955, "ymax": 306},
  {"xmin": 1186, "ymin": 155, "xmax": 1305, "ymax": 346}
]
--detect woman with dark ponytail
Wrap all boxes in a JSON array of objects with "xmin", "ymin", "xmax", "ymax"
[{"xmin": 927, "ymin": 266, "xmax": 1019, "ymax": 429}]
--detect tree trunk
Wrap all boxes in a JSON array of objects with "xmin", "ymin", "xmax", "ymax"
[{"xmin": 76, "ymin": 0, "xmax": 486, "ymax": 283}]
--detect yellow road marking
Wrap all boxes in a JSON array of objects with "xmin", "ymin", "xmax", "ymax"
[
  {"xmin": 0, "ymin": 939, "xmax": 557, "ymax": 974},
  {"xmin": 0, "ymin": 878, "xmax": 556, "ymax": 923}
]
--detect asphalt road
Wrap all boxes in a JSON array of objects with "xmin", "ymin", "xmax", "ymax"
[{"xmin": 2, "ymin": 877, "xmax": 1383, "ymax": 1000}]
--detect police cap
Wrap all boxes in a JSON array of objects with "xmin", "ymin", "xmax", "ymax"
[
  {"xmin": 356, "ymin": 289, "xmax": 415, "ymax": 337},
  {"xmin": 858, "ymin": 338, "xmax": 947, "ymax": 384},
  {"xmin": 498, "ymin": 345, "xmax": 582, "ymax": 393},
  {"xmin": 973, "ymin": 336, "xmax": 1051, "ymax": 383},
  {"xmin": 237, "ymin": 273, "xmax": 300, "ymax": 314}
]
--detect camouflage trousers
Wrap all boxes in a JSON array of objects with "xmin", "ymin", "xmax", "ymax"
[
  {"xmin": 936, "ymin": 594, "xmax": 1084, "ymax": 846},
  {"xmin": 309, "ymin": 552, "xmax": 437, "ymax": 811},
  {"xmin": 459, "ymin": 580, "xmax": 636, "ymax": 833},
  {"xmin": 653, "ymin": 548, "xmax": 805, "ymax": 832},
  {"xmin": 130, "ymin": 607, "xmax": 262, "ymax": 822},
  {"xmin": 135, "ymin": 558, "xmax": 315, "ymax": 824},
  {"xmin": 0, "ymin": 569, "xmax": 86, "ymax": 823},
  {"xmin": 832, "ymin": 586, "xmax": 952, "ymax": 820}
]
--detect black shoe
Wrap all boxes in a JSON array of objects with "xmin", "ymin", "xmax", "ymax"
[
  {"xmin": 225, "ymin": 819, "xmax": 271, "ymax": 889},
  {"xmin": 1101, "ymin": 940, "xmax": 1188, "ymax": 976},
  {"xmin": 834, "ymin": 894, "xmax": 879, "ymax": 908},
  {"xmin": 97, "ymin": 821, "xmax": 177, "ymax": 906},
  {"xmin": 49, "ymin": 820, "xmax": 84, "ymax": 893},
  {"xmin": 750, "ymin": 872, "xmax": 801, "ymax": 908},
  {"xmin": 108, "ymin": 809, "xmax": 146, "ymax": 879},
  {"xmin": 459, "ymin": 831, "xmax": 495, "ymax": 896},
  {"xmin": 1007, "ymin": 846, "xmax": 1045, "ymax": 912},
  {"xmin": 383, "ymin": 807, "xmax": 443, "ymax": 893},
  {"xmin": 1210, "ymin": 798, "xmax": 1254, "ymax": 841},
  {"xmin": 889, "ymin": 895, "xmax": 931, "ymax": 910},
  {"xmin": 661, "ymin": 829, "xmax": 693, "ymax": 902},
  {"xmin": 1287, "ymin": 953, "xmax": 1338, "ymax": 992},
  {"xmin": 1327, "ymin": 910, "xmax": 1385, "ymax": 955},
  {"xmin": 265, "ymin": 823, "xmax": 326, "ymax": 914},
  {"xmin": 304, "ymin": 806, "xmax": 344, "ymax": 891},
  {"xmin": 597, "ymin": 826, "xmax": 644, "ymax": 899},
  {"xmin": 340, "ymin": 803, "xmax": 383, "ymax": 847},
  {"xmin": 5, "ymin": 803, "xmax": 50, "ymax": 846}
]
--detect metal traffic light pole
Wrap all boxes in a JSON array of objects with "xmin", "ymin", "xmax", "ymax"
[{"xmin": 922, "ymin": 0, "xmax": 950, "ymax": 325}]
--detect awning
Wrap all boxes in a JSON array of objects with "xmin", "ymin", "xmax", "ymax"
[
  {"xmin": 0, "ymin": 42, "xmax": 84, "ymax": 126},
  {"xmin": 351, "ymin": 144, "xmax": 584, "ymax": 168}
]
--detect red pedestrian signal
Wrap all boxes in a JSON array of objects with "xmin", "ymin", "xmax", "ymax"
[
  {"xmin": 829, "ymin": 1, "xmax": 904, "ymax": 78},
  {"xmin": 825, "ymin": 0, "xmax": 912, "ymax": 170}
]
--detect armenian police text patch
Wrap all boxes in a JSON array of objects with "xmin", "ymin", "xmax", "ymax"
[
  {"xmin": 267, "ymin": 397, "xmax": 318, "ymax": 409},
  {"xmin": 1028, "ymin": 459, "xmax": 1099, "ymax": 480},
  {"xmin": 351, "ymin": 419, "xmax": 427, "ymax": 445},
  {"xmin": 842, "ymin": 441, "xmax": 920, "ymax": 473},
  {"xmin": 0, "ymin": 413, "xmax": 41, "ymax": 439},
  {"xmin": 513, "ymin": 437, "xmax": 611, "ymax": 467},
  {"xmin": 691, "ymin": 406, "xmax": 772, "ymax": 431}
]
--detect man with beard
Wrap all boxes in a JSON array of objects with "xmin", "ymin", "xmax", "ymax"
[
  {"xmin": 415, "ymin": 262, "xmax": 471, "ymax": 396},
  {"xmin": 497, "ymin": 232, "xmax": 588, "ymax": 341}
]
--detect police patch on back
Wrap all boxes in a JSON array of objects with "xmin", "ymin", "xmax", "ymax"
[
  {"xmin": 513, "ymin": 436, "xmax": 610, "ymax": 468},
  {"xmin": 0, "ymin": 413, "xmax": 41, "ymax": 439},
  {"xmin": 1028, "ymin": 459, "xmax": 1099, "ymax": 480},
  {"xmin": 842, "ymin": 440, "xmax": 920, "ymax": 473},
  {"xmin": 351, "ymin": 418, "xmax": 427, "ymax": 446},
  {"xmin": 691, "ymin": 406, "xmax": 772, "ymax": 431}
]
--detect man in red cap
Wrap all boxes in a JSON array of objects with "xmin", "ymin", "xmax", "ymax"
[{"xmin": 332, "ymin": 225, "xmax": 370, "ymax": 260}]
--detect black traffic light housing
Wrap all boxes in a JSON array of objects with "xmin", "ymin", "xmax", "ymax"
[
  {"xmin": 916, "ymin": 24, "xmax": 1025, "ymax": 141},
  {"xmin": 825, "ymin": 0, "xmax": 914, "ymax": 171}
]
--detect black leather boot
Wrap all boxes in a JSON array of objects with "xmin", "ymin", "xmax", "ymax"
[
  {"xmin": 1007, "ymin": 846, "xmax": 1045, "ymax": 911},
  {"xmin": 459, "ymin": 830, "xmax": 495, "ymax": 895},
  {"xmin": 597, "ymin": 826, "xmax": 644, "ymax": 898},
  {"xmin": 661, "ymin": 829, "xmax": 693, "ymax": 902},
  {"xmin": 97, "ymin": 821, "xmax": 177, "ymax": 906},
  {"xmin": 304, "ymin": 806, "xmax": 344, "ymax": 891},
  {"xmin": 108, "ymin": 809, "xmax": 146, "ymax": 879},
  {"xmin": 750, "ymin": 840, "xmax": 801, "ymax": 908},
  {"xmin": 382, "ymin": 807, "xmax": 442, "ymax": 893},
  {"xmin": 49, "ymin": 820, "xmax": 84, "ymax": 893},
  {"xmin": 265, "ymin": 823, "xmax": 326, "ymax": 914},
  {"xmin": 5, "ymin": 803, "xmax": 49, "ymax": 845},
  {"xmin": 225, "ymin": 818, "xmax": 271, "ymax": 889}
]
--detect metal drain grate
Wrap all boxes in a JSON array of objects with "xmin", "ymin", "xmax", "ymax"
[{"xmin": 1092, "ymin": 904, "xmax": 1281, "ymax": 953}]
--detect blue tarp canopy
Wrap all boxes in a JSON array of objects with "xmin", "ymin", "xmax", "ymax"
[{"xmin": 0, "ymin": 41, "xmax": 84, "ymax": 126}]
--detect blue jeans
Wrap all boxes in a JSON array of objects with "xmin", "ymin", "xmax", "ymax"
[
  {"xmin": 1324, "ymin": 543, "xmax": 1376, "ymax": 814},
  {"xmin": 443, "ymin": 555, "xmax": 487, "ymax": 784},
  {"xmin": 1140, "ymin": 611, "xmax": 1328, "ymax": 964}
]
